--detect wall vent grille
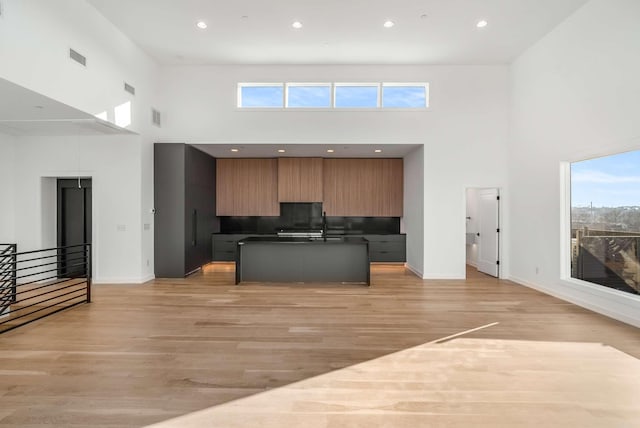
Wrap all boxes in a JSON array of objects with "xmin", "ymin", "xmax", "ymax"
[
  {"xmin": 69, "ymin": 49, "xmax": 87, "ymax": 66},
  {"xmin": 124, "ymin": 82, "xmax": 136, "ymax": 95},
  {"xmin": 152, "ymin": 109, "xmax": 161, "ymax": 127}
]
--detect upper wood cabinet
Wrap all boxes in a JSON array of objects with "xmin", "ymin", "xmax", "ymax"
[
  {"xmin": 278, "ymin": 158, "xmax": 323, "ymax": 202},
  {"xmin": 216, "ymin": 158, "xmax": 279, "ymax": 216},
  {"xmin": 323, "ymin": 158, "xmax": 403, "ymax": 217}
]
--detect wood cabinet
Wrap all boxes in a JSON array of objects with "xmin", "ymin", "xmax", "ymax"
[
  {"xmin": 323, "ymin": 159, "xmax": 403, "ymax": 216},
  {"xmin": 278, "ymin": 158, "xmax": 323, "ymax": 202},
  {"xmin": 216, "ymin": 158, "xmax": 279, "ymax": 216}
]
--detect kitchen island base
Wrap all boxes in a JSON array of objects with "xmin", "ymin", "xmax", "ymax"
[{"xmin": 236, "ymin": 237, "xmax": 370, "ymax": 285}]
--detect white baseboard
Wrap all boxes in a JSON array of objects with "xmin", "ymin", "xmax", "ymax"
[
  {"xmin": 404, "ymin": 263, "xmax": 423, "ymax": 278},
  {"xmin": 508, "ymin": 275, "xmax": 640, "ymax": 328},
  {"xmin": 422, "ymin": 273, "xmax": 466, "ymax": 280},
  {"xmin": 467, "ymin": 261, "xmax": 478, "ymax": 268},
  {"xmin": 93, "ymin": 275, "xmax": 153, "ymax": 285}
]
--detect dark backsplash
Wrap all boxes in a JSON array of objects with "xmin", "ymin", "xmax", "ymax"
[{"xmin": 219, "ymin": 202, "xmax": 400, "ymax": 234}]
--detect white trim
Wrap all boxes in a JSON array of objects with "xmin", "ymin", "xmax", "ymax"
[
  {"xmin": 404, "ymin": 263, "xmax": 423, "ymax": 279},
  {"xmin": 509, "ymin": 275, "xmax": 640, "ymax": 328},
  {"xmin": 422, "ymin": 273, "xmax": 466, "ymax": 280},
  {"xmin": 559, "ymin": 161, "xmax": 572, "ymax": 280},
  {"xmin": 93, "ymin": 276, "xmax": 152, "ymax": 284}
]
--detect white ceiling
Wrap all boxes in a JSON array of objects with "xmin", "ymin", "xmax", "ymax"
[
  {"xmin": 0, "ymin": 78, "xmax": 134, "ymax": 136},
  {"xmin": 193, "ymin": 143, "xmax": 421, "ymax": 158},
  {"xmin": 87, "ymin": 0, "xmax": 587, "ymax": 65}
]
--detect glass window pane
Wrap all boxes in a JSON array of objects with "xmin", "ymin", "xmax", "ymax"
[
  {"xmin": 570, "ymin": 150, "xmax": 640, "ymax": 296},
  {"xmin": 287, "ymin": 85, "xmax": 331, "ymax": 108},
  {"xmin": 334, "ymin": 85, "xmax": 378, "ymax": 108},
  {"xmin": 382, "ymin": 85, "xmax": 427, "ymax": 108},
  {"xmin": 240, "ymin": 85, "xmax": 283, "ymax": 108}
]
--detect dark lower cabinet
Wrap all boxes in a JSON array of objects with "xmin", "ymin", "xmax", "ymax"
[
  {"xmin": 357, "ymin": 234, "xmax": 406, "ymax": 262},
  {"xmin": 154, "ymin": 144, "xmax": 217, "ymax": 277},
  {"xmin": 212, "ymin": 234, "xmax": 405, "ymax": 263},
  {"xmin": 212, "ymin": 234, "xmax": 252, "ymax": 261}
]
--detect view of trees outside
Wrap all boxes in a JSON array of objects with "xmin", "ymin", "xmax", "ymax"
[{"xmin": 571, "ymin": 150, "xmax": 640, "ymax": 295}]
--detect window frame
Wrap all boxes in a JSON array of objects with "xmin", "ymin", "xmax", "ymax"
[
  {"xmin": 333, "ymin": 82, "xmax": 381, "ymax": 109},
  {"xmin": 381, "ymin": 82, "xmax": 429, "ymax": 109},
  {"xmin": 285, "ymin": 82, "xmax": 333, "ymax": 109},
  {"xmin": 236, "ymin": 81, "xmax": 430, "ymax": 110},
  {"xmin": 237, "ymin": 83, "xmax": 285, "ymax": 108}
]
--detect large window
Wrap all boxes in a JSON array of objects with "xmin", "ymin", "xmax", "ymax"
[
  {"xmin": 570, "ymin": 150, "xmax": 640, "ymax": 295},
  {"xmin": 238, "ymin": 82, "xmax": 429, "ymax": 109}
]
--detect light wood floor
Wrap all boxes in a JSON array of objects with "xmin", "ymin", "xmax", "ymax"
[{"xmin": 0, "ymin": 264, "xmax": 638, "ymax": 427}]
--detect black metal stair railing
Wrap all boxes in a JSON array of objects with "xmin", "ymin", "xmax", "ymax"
[{"xmin": 0, "ymin": 244, "xmax": 91, "ymax": 334}]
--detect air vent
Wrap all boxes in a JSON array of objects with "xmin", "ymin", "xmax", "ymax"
[
  {"xmin": 69, "ymin": 49, "xmax": 86, "ymax": 66},
  {"xmin": 124, "ymin": 82, "xmax": 136, "ymax": 95},
  {"xmin": 152, "ymin": 109, "xmax": 161, "ymax": 127}
]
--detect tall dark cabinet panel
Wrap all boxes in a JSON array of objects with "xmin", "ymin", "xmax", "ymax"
[{"xmin": 154, "ymin": 144, "xmax": 217, "ymax": 277}]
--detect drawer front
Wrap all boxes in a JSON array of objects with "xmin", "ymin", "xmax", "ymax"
[
  {"xmin": 212, "ymin": 250, "xmax": 236, "ymax": 261},
  {"xmin": 212, "ymin": 235, "xmax": 248, "ymax": 260},
  {"xmin": 367, "ymin": 241, "xmax": 405, "ymax": 253},
  {"xmin": 370, "ymin": 250, "xmax": 405, "ymax": 262},
  {"xmin": 361, "ymin": 234, "xmax": 406, "ymax": 243},
  {"xmin": 213, "ymin": 239, "xmax": 239, "ymax": 252}
]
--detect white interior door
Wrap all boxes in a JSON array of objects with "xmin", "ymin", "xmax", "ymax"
[{"xmin": 477, "ymin": 188, "xmax": 500, "ymax": 277}]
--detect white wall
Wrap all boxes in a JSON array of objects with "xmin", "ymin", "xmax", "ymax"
[
  {"xmin": 13, "ymin": 135, "xmax": 144, "ymax": 283},
  {"xmin": 404, "ymin": 145, "xmax": 425, "ymax": 276},
  {"xmin": 0, "ymin": 0, "xmax": 161, "ymax": 282},
  {"xmin": 0, "ymin": 132, "xmax": 16, "ymax": 243},
  {"xmin": 159, "ymin": 64, "xmax": 510, "ymax": 278},
  {"xmin": 509, "ymin": 0, "xmax": 640, "ymax": 326},
  {"xmin": 0, "ymin": 0, "xmax": 160, "ymax": 134}
]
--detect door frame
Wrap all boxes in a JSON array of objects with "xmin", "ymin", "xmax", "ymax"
[
  {"xmin": 56, "ymin": 178, "xmax": 92, "ymax": 277},
  {"xmin": 465, "ymin": 187, "xmax": 502, "ymax": 279}
]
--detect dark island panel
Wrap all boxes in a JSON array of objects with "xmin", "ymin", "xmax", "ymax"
[{"xmin": 236, "ymin": 237, "xmax": 369, "ymax": 285}]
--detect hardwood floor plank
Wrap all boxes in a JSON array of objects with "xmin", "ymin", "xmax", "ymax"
[{"xmin": 0, "ymin": 264, "xmax": 638, "ymax": 427}]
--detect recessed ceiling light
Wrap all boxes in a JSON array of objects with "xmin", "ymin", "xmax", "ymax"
[
  {"xmin": 477, "ymin": 20, "xmax": 488, "ymax": 28},
  {"xmin": 374, "ymin": 149, "xmax": 382, "ymax": 153},
  {"xmin": 383, "ymin": 20, "xmax": 395, "ymax": 28},
  {"xmin": 278, "ymin": 149, "xmax": 286, "ymax": 153},
  {"xmin": 292, "ymin": 21, "xmax": 303, "ymax": 29},
  {"xmin": 327, "ymin": 149, "xmax": 334, "ymax": 153},
  {"xmin": 420, "ymin": 14, "xmax": 428, "ymax": 20},
  {"xmin": 196, "ymin": 21, "xmax": 208, "ymax": 29},
  {"xmin": 230, "ymin": 148, "xmax": 239, "ymax": 152}
]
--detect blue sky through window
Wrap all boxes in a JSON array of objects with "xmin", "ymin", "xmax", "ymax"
[
  {"xmin": 240, "ymin": 85, "xmax": 283, "ymax": 107},
  {"xmin": 287, "ymin": 85, "xmax": 331, "ymax": 108},
  {"xmin": 571, "ymin": 150, "xmax": 640, "ymax": 207},
  {"xmin": 334, "ymin": 86, "xmax": 378, "ymax": 108},
  {"xmin": 382, "ymin": 86, "xmax": 427, "ymax": 108}
]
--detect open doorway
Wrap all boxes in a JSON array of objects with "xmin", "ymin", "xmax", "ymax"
[
  {"xmin": 466, "ymin": 188, "xmax": 500, "ymax": 278},
  {"xmin": 57, "ymin": 178, "xmax": 92, "ymax": 277}
]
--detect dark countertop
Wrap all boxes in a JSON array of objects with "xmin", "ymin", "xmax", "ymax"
[{"xmin": 238, "ymin": 236, "xmax": 368, "ymax": 245}]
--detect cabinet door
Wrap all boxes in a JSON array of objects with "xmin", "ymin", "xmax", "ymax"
[
  {"xmin": 216, "ymin": 159, "xmax": 279, "ymax": 216},
  {"xmin": 323, "ymin": 159, "xmax": 403, "ymax": 216},
  {"xmin": 278, "ymin": 158, "xmax": 323, "ymax": 202}
]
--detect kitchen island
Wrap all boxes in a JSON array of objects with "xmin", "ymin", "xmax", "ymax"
[{"xmin": 236, "ymin": 236, "xmax": 370, "ymax": 285}]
